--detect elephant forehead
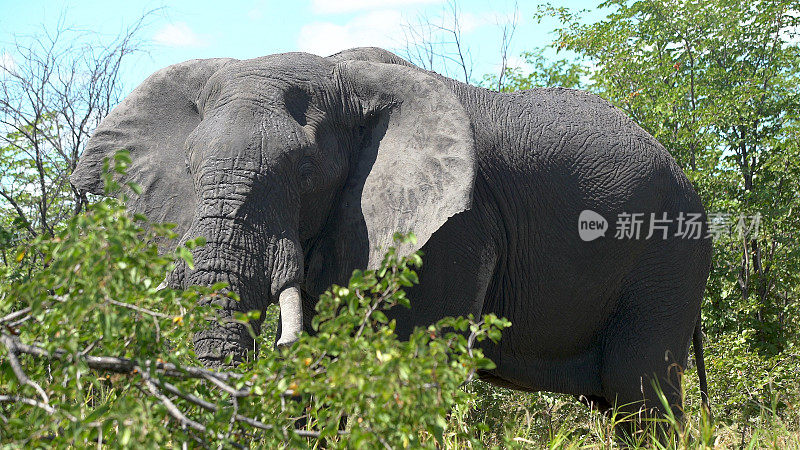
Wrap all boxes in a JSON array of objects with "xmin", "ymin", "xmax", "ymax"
[
  {"xmin": 204, "ymin": 55, "xmax": 331, "ymax": 93},
  {"xmin": 186, "ymin": 114, "xmax": 308, "ymax": 168},
  {"xmin": 198, "ymin": 67, "xmax": 329, "ymax": 130}
]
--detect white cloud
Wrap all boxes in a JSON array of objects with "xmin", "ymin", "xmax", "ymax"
[
  {"xmin": 426, "ymin": 9, "xmax": 520, "ymax": 36},
  {"xmin": 486, "ymin": 55, "xmax": 527, "ymax": 80},
  {"xmin": 298, "ymin": 10, "xmax": 406, "ymax": 56},
  {"xmin": 0, "ymin": 52, "xmax": 15, "ymax": 74},
  {"xmin": 504, "ymin": 54, "xmax": 527, "ymax": 70},
  {"xmin": 247, "ymin": 0, "xmax": 267, "ymax": 20},
  {"xmin": 248, "ymin": 8, "xmax": 264, "ymax": 20},
  {"xmin": 460, "ymin": 10, "xmax": 520, "ymax": 32},
  {"xmin": 153, "ymin": 22, "xmax": 207, "ymax": 48},
  {"xmin": 311, "ymin": 0, "xmax": 441, "ymax": 15},
  {"xmin": 455, "ymin": 12, "xmax": 483, "ymax": 33}
]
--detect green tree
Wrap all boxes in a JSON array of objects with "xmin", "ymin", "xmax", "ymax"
[
  {"xmin": 0, "ymin": 16, "xmax": 147, "ymax": 261},
  {"xmin": 482, "ymin": 47, "xmax": 588, "ymax": 91}
]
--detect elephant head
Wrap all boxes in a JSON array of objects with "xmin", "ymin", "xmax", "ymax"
[{"xmin": 70, "ymin": 50, "xmax": 476, "ymax": 366}]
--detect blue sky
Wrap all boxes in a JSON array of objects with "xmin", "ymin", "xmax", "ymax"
[{"xmin": 1, "ymin": 0, "xmax": 608, "ymax": 93}]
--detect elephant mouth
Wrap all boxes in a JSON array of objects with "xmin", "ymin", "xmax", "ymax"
[{"xmin": 167, "ymin": 212, "xmax": 304, "ymax": 366}]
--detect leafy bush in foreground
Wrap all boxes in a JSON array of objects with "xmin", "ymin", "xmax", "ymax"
[{"xmin": 0, "ymin": 156, "xmax": 510, "ymax": 447}]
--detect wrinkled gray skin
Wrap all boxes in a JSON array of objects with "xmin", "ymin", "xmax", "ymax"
[{"xmin": 71, "ymin": 48, "xmax": 711, "ymax": 418}]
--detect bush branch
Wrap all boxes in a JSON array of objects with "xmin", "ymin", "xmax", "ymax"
[{"xmin": 1, "ymin": 332, "xmax": 327, "ymax": 440}]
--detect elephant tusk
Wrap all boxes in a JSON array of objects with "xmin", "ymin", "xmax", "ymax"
[
  {"xmin": 276, "ymin": 285, "xmax": 303, "ymax": 348},
  {"xmin": 156, "ymin": 279, "xmax": 168, "ymax": 291}
]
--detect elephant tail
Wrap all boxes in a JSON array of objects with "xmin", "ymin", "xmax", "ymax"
[{"xmin": 692, "ymin": 317, "xmax": 710, "ymax": 412}]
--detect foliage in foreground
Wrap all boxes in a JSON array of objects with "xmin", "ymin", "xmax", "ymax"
[{"xmin": 0, "ymin": 182, "xmax": 509, "ymax": 447}]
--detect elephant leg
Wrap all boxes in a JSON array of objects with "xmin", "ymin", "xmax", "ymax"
[
  {"xmin": 600, "ymin": 245, "xmax": 706, "ymax": 429},
  {"xmin": 392, "ymin": 210, "xmax": 498, "ymax": 340},
  {"xmin": 577, "ymin": 394, "xmax": 613, "ymax": 414}
]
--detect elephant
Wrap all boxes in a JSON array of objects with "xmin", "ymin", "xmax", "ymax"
[{"xmin": 70, "ymin": 47, "xmax": 711, "ymax": 419}]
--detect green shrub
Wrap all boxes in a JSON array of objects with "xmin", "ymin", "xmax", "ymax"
[{"xmin": 0, "ymin": 153, "xmax": 510, "ymax": 448}]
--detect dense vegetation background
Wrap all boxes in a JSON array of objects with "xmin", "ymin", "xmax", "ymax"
[{"xmin": 1, "ymin": 0, "xmax": 799, "ymax": 447}]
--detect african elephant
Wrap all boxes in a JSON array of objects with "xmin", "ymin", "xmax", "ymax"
[{"xmin": 71, "ymin": 47, "xmax": 711, "ymax": 418}]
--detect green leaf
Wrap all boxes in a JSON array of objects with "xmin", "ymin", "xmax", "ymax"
[
  {"xmin": 177, "ymin": 246, "xmax": 194, "ymax": 269},
  {"xmin": 127, "ymin": 182, "xmax": 143, "ymax": 195},
  {"xmin": 113, "ymin": 149, "xmax": 132, "ymax": 163},
  {"xmin": 372, "ymin": 310, "xmax": 388, "ymax": 324}
]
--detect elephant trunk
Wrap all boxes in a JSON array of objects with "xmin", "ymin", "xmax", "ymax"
[{"xmin": 168, "ymin": 184, "xmax": 304, "ymax": 366}]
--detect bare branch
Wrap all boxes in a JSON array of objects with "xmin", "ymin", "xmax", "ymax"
[
  {"xmin": 154, "ymin": 377, "xmax": 312, "ymax": 435},
  {"xmin": 0, "ymin": 306, "xmax": 31, "ymax": 324},
  {"xmin": 400, "ymin": 0, "xmax": 474, "ymax": 81},
  {"xmin": 0, "ymin": 395, "xmax": 55, "ymax": 414},
  {"xmin": 0, "ymin": 334, "xmax": 50, "ymax": 404},
  {"xmin": 2, "ymin": 332, "xmax": 348, "ymax": 439},
  {"xmin": 202, "ymin": 372, "xmax": 250, "ymax": 397},
  {"xmin": 0, "ymin": 188, "xmax": 35, "ymax": 237},
  {"xmin": 0, "ymin": 10, "xmax": 153, "ymax": 235},
  {"xmin": 141, "ymin": 370, "xmax": 207, "ymax": 433},
  {"xmin": 158, "ymin": 379, "xmax": 220, "ymax": 412},
  {"xmin": 462, "ymin": 320, "xmax": 483, "ymax": 385},
  {"xmin": 105, "ymin": 297, "xmax": 171, "ymax": 319},
  {"xmin": 432, "ymin": 0, "xmax": 473, "ymax": 83},
  {"xmin": 497, "ymin": 2, "xmax": 519, "ymax": 91},
  {"xmin": 400, "ymin": 0, "xmax": 519, "ymax": 87},
  {"xmin": 6, "ymin": 334, "xmax": 240, "ymax": 382}
]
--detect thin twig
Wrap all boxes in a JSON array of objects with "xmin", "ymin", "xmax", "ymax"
[
  {"xmin": 141, "ymin": 370, "xmax": 206, "ymax": 432},
  {"xmin": 105, "ymin": 297, "xmax": 171, "ymax": 319},
  {"xmin": 142, "ymin": 373, "xmax": 326, "ymax": 438},
  {"xmin": 202, "ymin": 372, "xmax": 250, "ymax": 397},
  {"xmin": 462, "ymin": 321, "xmax": 483, "ymax": 385},
  {"xmin": 1, "ymin": 334, "xmax": 50, "ymax": 403}
]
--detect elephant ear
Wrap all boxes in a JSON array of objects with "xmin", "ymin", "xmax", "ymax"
[
  {"xmin": 70, "ymin": 58, "xmax": 235, "ymax": 246},
  {"xmin": 305, "ymin": 61, "xmax": 475, "ymax": 295}
]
